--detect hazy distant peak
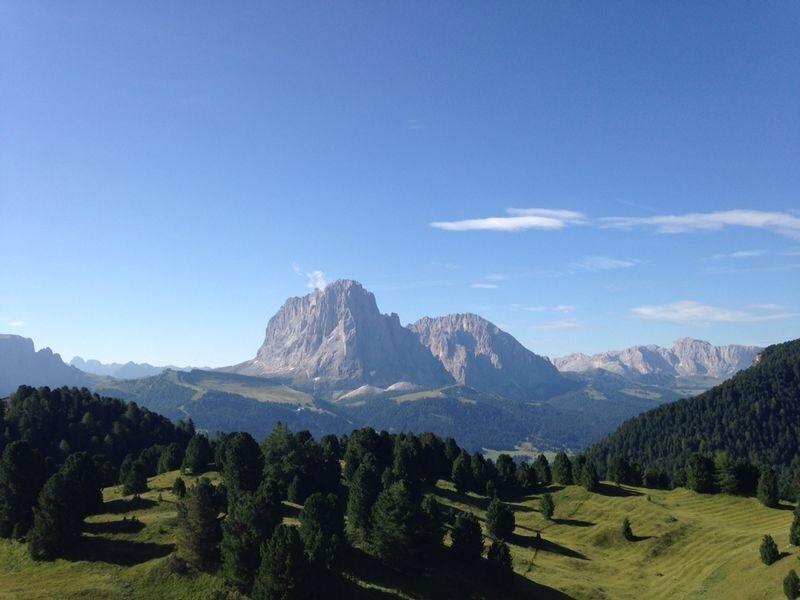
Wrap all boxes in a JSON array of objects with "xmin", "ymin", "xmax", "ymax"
[{"xmin": 554, "ymin": 338, "xmax": 762, "ymax": 379}]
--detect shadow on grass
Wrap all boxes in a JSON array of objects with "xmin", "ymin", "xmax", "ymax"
[
  {"xmin": 101, "ymin": 497, "xmax": 158, "ymax": 514},
  {"xmin": 553, "ymin": 517, "xmax": 594, "ymax": 528},
  {"xmin": 66, "ymin": 535, "xmax": 173, "ymax": 566},
  {"xmin": 630, "ymin": 534, "xmax": 653, "ymax": 542},
  {"xmin": 341, "ymin": 544, "xmax": 574, "ymax": 599},
  {"xmin": 83, "ymin": 518, "xmax": 145, "ymax": 535},
  {"xmin": 511, "ymin": 532, "xmax": 589, "ymax": 560},
  {"xmin": 434, "ymin": 487, "xmax": 489, "ymax": 511},
  {"xmin": 596, "ymin": 483, "xmax": 643, "ymax": 498},
  {"xmin": 775, "ymin": 503, "xmax": 795, "ymax": 511}
]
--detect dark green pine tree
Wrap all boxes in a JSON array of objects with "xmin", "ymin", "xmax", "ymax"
[
  {"xmin": 539, "ymin": 493, "xmax": 555, "ymax": 520},
  {"xmin": 486, "ymin": 497, "xmax": 515, "ymax": 540},
  {"xmin": 345, "ymin": 453, "xmax": 380, "ymax": 542},
  {"xmin": 369, "ymin": 481, "xmax": 427, "ymax": 571},
  {"xmin": 222, "ymin": 432, "xmax": 264, "ymax": 495},
  {"xmin": 790, "ymin": 508, "xmax": 800, "ymax": 546},
  {"xmin": 419, "ymin": 494, "xmax": 444, "ymax": 560},
  {"xmin": 450, "ymin": 511, "xmax": 483, "ymax": 563},
  {"xmin": 533, "ymin": 455, "xmax": 552, "ymax": 486},
  {"xmin": 28, "ymin": 472, "xmax": 82, "ymax": 560},
  {"xmin": 579, "ymin": 461, "xmax": 600, "ymax": 493},
  {"xmin": 0, "ymin": 441, "xmax": 46, "ymax": 538},
  {"xmin": 253, "ymin": 524, "xmax": 311, "ymax": 600},
  {"xmin": 157, "ymin": 443, "xmax": 184, "ymax": 474},
  {"xmin": 182, "ymin": 434, "xmax": 212, "ymax": 476},
  {"xmin": 61, "ymin": 451, "xmax": 103, "ymax": 517},
  {"xmin": 760, "ymin": 534, "xmax": 779, "ymax": 565},
  {"xmin": 621, "ymin": 517, "xmax": 634, "ymax": 541},
  {"xmin": 686, "ymin": 454, "xmax": 716, "ymax": 494},
  {"xmin": 122, "ymin": 460, "xmax": 148, "ymax": 497},
  {"xmin": 221, "ymin": 490, "xmax": 280, "ymax": 593},
  {"xmin": 784, "ymin": 569, "xmax": 800, "ymax": 600},
  {"xmin": 172, "ymin": 476, "xmax": 187, "ymax": 498},
  {"xmin": 486, "ymin": 539, "xmax": 514, "ymax": 591},
  {"xmin": 451, "ymin": 451, "xmax": 473, "ymax": 493},
  {"xmin": 495, "ymin": 454, "xmax": 517, "ymax": 490},
  {"xmin": 471, "ymin": 452, "xmax": 490, "ymax": 493},
  {"xmin": 299, "ymin": 492, "xmax": 345, "ymax": 569},
  {"xmin": 757, "ymin": 466, "xmax": 779, "ymax": 508},
  {"xmin": 552, "ymin": 452, "xmax": 573, "ymax": 485},
  {"xmin": 714, "ymin": 452, "xmax": 738, "ymax": 495},
  {"xmin": 118, "ymin": 454, "xmax": 134, "ymax": 485},
  {"xmin": 177, "ymin": 477, "xmax": 221, "ymax": 571}
]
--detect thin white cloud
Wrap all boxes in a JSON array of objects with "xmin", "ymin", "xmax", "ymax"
[
  {"xmin": 601, "ymin": 210, "xmax": 800, "ymax": 239},
  {"xmin": 470, "ymin": 283, "xmax": 499, "ymax": 289},
  {"xmin": 430, "ymin": 208, "xmax": 800, "ymax": 239},
  {"xmin": 745, "ymin": 303, "xmax": 784, "ymax": 310},
  {"xmin": 292, "ymin": 263, "xmax": 328, "ymax": 291},
  {"xmin": 706, "ymin": 249, "xmax": 765, "ymax": 260},
  {"xmin": 630, "ymin": 300, "xmax": 798, "ymax": 325},
  {"xmin": 573, "ymin": 256, "xmax": 640, "ymax": 271},
  {"xmin": 485, "ymin": 273, "xmax": 509, "ymax": 281},
  {"xmin": 430, "ymin": 208, "xmax": 587, "ymax": 232},
  {"xmin": 7, "ymin": 320, "xmax": 25, "ymax": 327},
  {"xmin": 521, "ymin": 305, "xmax": 573, "ymax": 314},
  {"xmin": 534, "ymin": 318, "xmax": 582, "ymax": 330}
]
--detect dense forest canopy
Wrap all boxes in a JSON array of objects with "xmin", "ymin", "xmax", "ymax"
[{"xmin": 587, "ymin": 339, "xmax": 800, "ymax": 479}]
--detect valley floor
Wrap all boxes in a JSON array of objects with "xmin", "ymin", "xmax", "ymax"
[{"xmin": 0, "ymin": 472, "xmax": 795, "ymax": 599}]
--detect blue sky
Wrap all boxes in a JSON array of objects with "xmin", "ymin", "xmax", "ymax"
[{"xmin": 2, "ymin": 2, "xmax": 799, "ymax": 366}]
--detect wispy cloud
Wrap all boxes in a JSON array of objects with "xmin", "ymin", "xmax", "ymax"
[
  {"xmin": 630, "ymin": 300, "xmax": 798, "ymax": 325},
  {"xmin": 430, "ymin": 208, "xmax": 587, "ymax": 232},
  {"xmin": 6, "ymin": 320, "xmax": 25, "ymax": 327},
  {"xmin": 601, "ymin": 210, "xmax": 800, "ymax": 239},
  {"xmin": 573, "ymin": 256, "xmax": 641, "ymax": 271},
  {"xmin": 485, "ymin": 273, "xmax": 509, "ymax": 281},
  {"xmin": 520, "ymin": 305, "xmax": 573, "ymax": 314},
  {"xmin": 469, "ymin": 283, "xmax": 499, "ymax": 289},
  {"xmin": 534, "ymin": 318, "xmax": 582, "ymax": 330},
  {"xmin": 431, "ymin": 208, "xmax": 800, "ymax": 238},
  {"xmin": 292, "ymin": 263, "xmax": 328, "ymax": 291},
  {"xmin": 706, "ymin": 249, "xmax": 765, "ymax": 261}
]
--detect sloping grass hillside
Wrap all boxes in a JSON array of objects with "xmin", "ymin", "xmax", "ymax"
[{"xmin": 0, "ymin": 472, "xmax": 795, "ymax": 599}]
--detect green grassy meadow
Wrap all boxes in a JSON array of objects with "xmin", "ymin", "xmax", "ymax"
[{"xmin": 0, "ymin": 471, "xmax": 795, "ymax": 599}]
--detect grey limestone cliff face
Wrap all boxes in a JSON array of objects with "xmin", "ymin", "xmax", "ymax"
[
  {"xmin": 232, "ymin": 280, "xmax": 453, "ymax": 388},
  {"xmin": 554, "ymin": 338, "xmax": 762, "ymax": 379},
  {"xmin": 409, "ymin": 313, "xmax": 565, "ymax": 400},
  {"xmin": 0, "ymin": 334, "xmax": 91, "ymax": 395}
]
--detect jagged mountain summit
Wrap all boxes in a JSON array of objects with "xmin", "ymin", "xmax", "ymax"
[
  {"xmin": 410, "ymin": 313, "xmax": 565, "ymax": 399},
  {"xmin": 554, "ymin": 338, "xmax": 762, "ymax": 380},
  {"xmin": 70, "ymin": 356, "xmax": 191, "ymax": 380},
  {"xmin": 0, "ymin": 334, "xmax": 92, "ymax": 395},
  {"xmin": 228, "ymin": 279, "xmax": 453, "ymax": 389}
]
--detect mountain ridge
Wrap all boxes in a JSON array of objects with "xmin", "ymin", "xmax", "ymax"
[{"xmin": 554, "ymin": 338, "xmax": 761, "ymax": 380}]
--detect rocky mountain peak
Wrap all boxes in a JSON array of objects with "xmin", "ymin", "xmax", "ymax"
[
  {"xmin": 231, "ymin": 280, "xmax": 453, "ymax": 388},
  {"xmin": 410, "ymin": 313, "xmax": 566, "ymax": 400}
]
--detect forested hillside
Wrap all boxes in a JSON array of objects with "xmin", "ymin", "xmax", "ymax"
[{"xmin": 587, "ymin": 339, "xmax": 800, "ymax": 480}]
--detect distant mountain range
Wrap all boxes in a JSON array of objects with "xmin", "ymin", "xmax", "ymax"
[
  {"xmin": 0, "ymin": 279, "xmax": 765, "ymax": 451},
  {"xmin": 554, "ymin": 338, "xmax": 761, "ymax": 381},
  {"xmin": 70, "ymin": 356, "xmax": 193, "ymax": 380},
  {"xmin": 587, "ymin": 338, "xmax": 800, "ymax": 474}
]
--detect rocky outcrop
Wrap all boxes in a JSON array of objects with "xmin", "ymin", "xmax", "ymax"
[
  {"xmin": 0, "ymin": 334, "xmax": 92, "ymax": 395},
  {"xmin": 230, "ymin": 280, "xmax": 453, "ymax": 388},
  {"xmin": 409, "ymin": 313, "xmax": 566, "ymax": 399},
  {"xmin": 554, "ymin": 338, "xmax": 762, "ymax": 379}
]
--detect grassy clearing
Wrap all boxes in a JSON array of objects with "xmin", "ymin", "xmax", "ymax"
[
  {"xmin": 432, "ymin": 480, "xmax": 796, "ymax": 600},
  {"xmin": 0, "ymin": 472, "xmax": 795, "ymax": 599}
]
